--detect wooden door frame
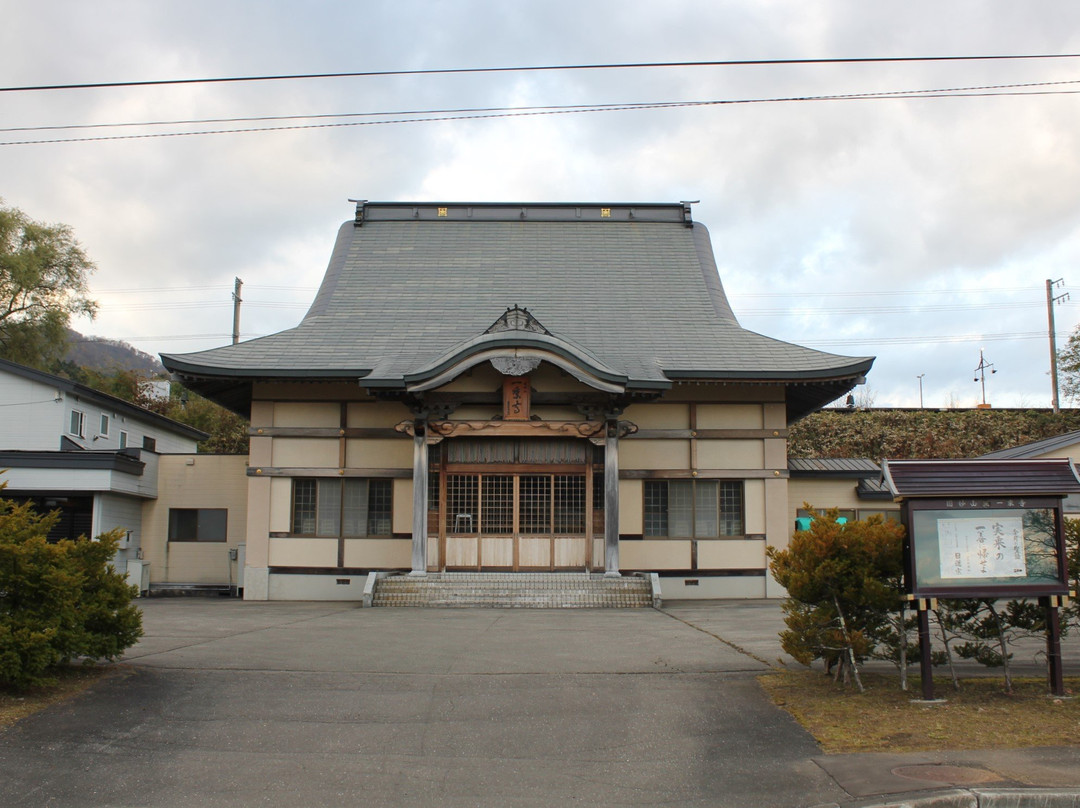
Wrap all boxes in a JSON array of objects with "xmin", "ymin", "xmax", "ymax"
[{"xmin": 436, "ymin": 463, "xmax": 601, "ymax": 572}]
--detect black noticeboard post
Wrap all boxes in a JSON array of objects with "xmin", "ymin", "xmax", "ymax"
[{"xmin": 882, "ymin": 459, "xmax": 1079, "ymax": 700}]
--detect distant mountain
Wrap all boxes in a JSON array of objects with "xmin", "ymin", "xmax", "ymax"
[{"xmin": 63, "ymin": 330, "xmax": 165, "ymax": 376}]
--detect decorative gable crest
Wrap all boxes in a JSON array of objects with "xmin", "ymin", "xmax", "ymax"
[
  {"xmin": 485, "ymin": 305, "xmax": 550, "ymax": 336},
  {"xmin": 485, "ymin": 306, "xmax": 549, "ymax": 376}
]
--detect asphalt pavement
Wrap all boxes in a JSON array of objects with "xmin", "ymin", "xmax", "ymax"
[{"xmin": 0, "ymin": 598, "xmax": 1077, "ymax": 808}]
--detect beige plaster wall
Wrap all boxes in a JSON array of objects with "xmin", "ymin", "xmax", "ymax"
[
  {"xmin": 342, "ymin": 539, "xmax": 411, "ymax": 568},
  {"xmin": 245, "ymin": 477, "xmax": 271, "ymax": 569},
  {"xmin": 696, "ymin": 439, "xmax": 764, "ymax": 469},
  {"xmin": 697, "ymin": 539, "xmax": 767, "ymax": 569},
  {"xmin": 268, "ymin": 537, "xmax": 337, "ymax": 567},
  {"xmin": 619, "ymin": 479, "xmax": 643, "ymax": 534},
  {"xmin": 269, "ymin": 477, "xmax": 292, "ymax": 533},
  {"xmin": 620, "ymin": 539, "xmax": 691, "ymax": 569},
  {"xmin": 273, "ymin": 438, "xmax": 338, "ymax": 468},
  {"xmin": 345, "ymin": 438, "xmax": 412, "ymax": 468},
  {"xmin": 696, "ymin": 403, "xmax": 762, "ymax": 429},
  {"xmin": 393, "ymin": 479, "xmax": 413, "ymax": 534},
  {"xmin": 274, "ymin": 402, "xmax": 339, "ymax": 427},
  {"xmin": 744, "ymin": 479, "xmax": 766, "ymax": 535},
  {"xmin": 249, "ymin": 401, "xmax": 274, "ymax": 429},
  {"xmin": 666, "ymin": 383, "xmax": 785, "ymax": 404},
  {"xmin": 788, "ymin": 478, "xmax": 863, "ymax": 519},
  {"xmin": 622, "ymin": 403, "xmax": 689, "ymax": 429},
  {"xmin": 621, "ymin": 439, "xmax": 690, "ymax": 469},
  {"xmin": 763, "ymin": 439, "xmax": 787, "ymax": 469},
  {"xmin": 142, "ymin": 455, "xmax": 249, "ymax": 585},
  {"xmin": 662, "ymin": 576, "xmax": 766, "ymax": 599},
  {"xmin": 347, "ymin": 401, "xmax": 411, "ymax": 427},
  {"xmin": 763, "ymin": 403, "xmax": 786, "ymax": 429}
]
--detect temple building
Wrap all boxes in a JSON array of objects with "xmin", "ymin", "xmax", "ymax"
[{"xmin": 162, "ymin": 201, "xmax": 873, "ymax": 600}]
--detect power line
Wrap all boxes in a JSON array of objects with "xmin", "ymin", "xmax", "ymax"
[
  {"xmin": 741, "ymin": 301, "xmax": 1041, "ymax": 316},
  {"xmin": 4, "ymin": 78, "xmax": 1079, "ymax": 135},
  {"xmin": 5, "ymin": 79, "xmax": 1079, "ymax": 147},
  {"xmin": 800, "ymin": 331, "xmax": 1047, "ymax": 347},
  {"xmin": 4, "ymin": 53, "xmax": 1079, "ymax": 94}
]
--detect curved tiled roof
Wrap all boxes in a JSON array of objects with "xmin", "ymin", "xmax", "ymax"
[{"xmin": 163, "ymin": 202, "xmax": 873, "ymax": 418}]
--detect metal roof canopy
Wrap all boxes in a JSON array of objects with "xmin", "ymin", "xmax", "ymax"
[{"xmin": 882, "ymin": 458, "xmax": 1080, "ymax": 499}]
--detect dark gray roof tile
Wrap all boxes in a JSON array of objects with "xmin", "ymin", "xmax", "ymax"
[{"xmin": 163, "ymin": 202, "xmax": 873, "ymax": 417}]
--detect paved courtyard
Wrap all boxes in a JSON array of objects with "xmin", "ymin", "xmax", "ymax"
[{"xmin": 0, "ymin": 599, "xmax": 1077, "ymax": 807}]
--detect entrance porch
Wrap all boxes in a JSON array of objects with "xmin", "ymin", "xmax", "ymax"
[{"xmin": 367, "ymin": 571, "xmax": 658, "ymax": 608}]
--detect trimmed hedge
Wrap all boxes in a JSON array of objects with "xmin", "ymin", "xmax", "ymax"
[{"xmin": 788, "ymin": 409, "xmax": 1080, "ymax": 460}]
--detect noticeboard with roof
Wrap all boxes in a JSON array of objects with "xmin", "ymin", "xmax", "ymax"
[{"xmin": 881, "ymin": 459, "xmax": 1079, "ymax": 598}]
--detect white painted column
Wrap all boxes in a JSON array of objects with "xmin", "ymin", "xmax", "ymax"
[
  {"xmin": 410, "ymin": 425, "xmax": 428, "ymax": 576},
  {"xmin": 604, "ymin": 421, "xmax": 620, "ymax": 577}
]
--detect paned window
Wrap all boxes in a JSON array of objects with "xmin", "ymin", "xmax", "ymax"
[
  {"xmin": 553, "ymin": 475, "xmax": 586, "ymax": 534},
  {"xmin": 291, "ymin": 478, "xmax": 393, "ymax": 537},
  {"xmin": 444, "ymin": 473, "xmax": 590, "ymax": 536},
  {"xmin": 446, "ymin": 474, "xmax": 478, "ymax": 535},
  {"xmin": 118, "ymin": 431, "xmax": 128, "ymax": 449},
  {"xmin": 99, "ymin": 413, "xmax": 110, "ymax": 436},
  {"xmin": 168, "ymin": 508, "xmax": 228, "ymax": 542},
  {"xmin": 519, "ymin": 475, "xmax": 551, "ymax": 534},
  {"xmin": 481, "ymin": 475, "xmax": 514, "ymax": 534},
  {"xmin": 69, "ymin": 410, "xmax": 85, "ymax": 437},
  {"xmin": 643, "ymin": 480, "xmax": 744, "ymax": 537}
]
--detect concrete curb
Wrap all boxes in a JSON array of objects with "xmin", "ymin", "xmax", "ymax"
[{"xmin": 811, "ymin": 787, "xmax": 1080, "ymax": 808}]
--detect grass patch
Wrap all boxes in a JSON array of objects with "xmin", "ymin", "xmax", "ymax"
[
  {"xmin": 759, "ymin": 670, "xmax": 1080, "ymax": 754},
  {"xmin": 0, "ymin": 665, "xmax": 117, "ymax": 729}
]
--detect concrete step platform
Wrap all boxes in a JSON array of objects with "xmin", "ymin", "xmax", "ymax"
[{"xmin": 369, "ymin": 572, "xmax": 658, "ymax": 608}]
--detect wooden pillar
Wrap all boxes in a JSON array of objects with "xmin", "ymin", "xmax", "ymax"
[
  {"xmin": 604, "ymin": 419, "xmax": 620, "ymax": 577},
  {"xmin": 410, "ymin": 422, "xmax": 428, "ymax": 576},
  {"xmin": 917, "ymin": 603, "xmax": 935, "ymax": 701},
  {"xmin": 1042, "ymin": 597, "xmax": 1065, "ymax": 697}
]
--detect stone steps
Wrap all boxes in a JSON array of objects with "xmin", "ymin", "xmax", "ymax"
[{"xmin": 369, "ymin": 572, "xmax": 657, "ymax": 608}]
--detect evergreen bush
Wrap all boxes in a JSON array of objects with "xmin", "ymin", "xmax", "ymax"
[
  {"xmin": 767, "ymin": 508, "xmax": 906, "ymax": 690},
  {"xmin": 0, "ymin": 496, "xmax": 141, "ymax": 689}
]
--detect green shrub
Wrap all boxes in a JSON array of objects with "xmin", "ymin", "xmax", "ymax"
[
  {"xmin": 767, "ymin": 508, "xmax": 906, "ymax": 689},
  {"xmin": 0, "ymin": 497, "xmax": 142, "ymax": 689}
]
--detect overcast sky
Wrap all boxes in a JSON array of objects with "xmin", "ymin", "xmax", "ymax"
[{"xmin": 3, "ymin": 2, "xmax": 1080, "ymax": 410}]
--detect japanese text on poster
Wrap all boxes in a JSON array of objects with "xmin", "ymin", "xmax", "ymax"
[{"xmin": 937, "ymin": 516, "xmax": 1027, "ymax": 579}]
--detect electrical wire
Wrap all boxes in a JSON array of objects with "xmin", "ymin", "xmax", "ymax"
[
  {"xmin": 5, "ymin": 77, "xmax": 1078, "ymax": 135},
  {"xmin": 4, "ymin": 53, "xmax": 1079, "ymax": 94},
  {"xmin": 4, "ymin": 79, "xmax": 1079, "ymax": 147},
  {"xmin": 799, "ymin": 331, "xmax": 1046, "ymax": 347}
]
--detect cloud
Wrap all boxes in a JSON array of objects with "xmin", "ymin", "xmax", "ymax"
[{"xmin": 2, "ymin": 1, "xmax": 1080, "ymax": 406}]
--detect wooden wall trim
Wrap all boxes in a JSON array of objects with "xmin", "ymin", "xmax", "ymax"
[
  {"xmin": 248, "ymin": 467, "xmax": 412, "ymax": 478},
  {"xmin": 620, "ymin": 469, "xmax": 789, "ymax": 479},
  {"xmin": 250, "ymin": 426, "xmax": 786, "ymax": 439},
  {"xmin": 250, "ymin": 427, "xmax": 405, "ymax": 438}
]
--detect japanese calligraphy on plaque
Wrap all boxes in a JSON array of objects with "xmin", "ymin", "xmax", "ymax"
[
  {"xmin": 502, "ymin": 376, "xmax": 530, "ymax": 421},
  {"xmin": 937, "ymin": 516, "xmax": 1027, "ymax": 579}
]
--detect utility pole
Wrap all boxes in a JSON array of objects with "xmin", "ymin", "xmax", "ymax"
[
  {"xmin": 232, "ymin": 277, "xmax": 243, "ymax": 345},
  {"xmin": 917, "ymin": 374, "xmax": 925, "ymax": 408},
  {"xmin": 1047, "ymin": 278, "xmax": 1069, "ymax": 413},
  {"xmin": 974, "ymin": 348, "xmax": 995, "ymax": 408}
]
